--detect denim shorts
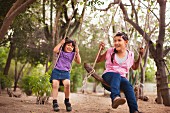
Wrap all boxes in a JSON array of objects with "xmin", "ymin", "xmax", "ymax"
[{"xmin": 50, "ymin": 68, "xmax": 70, "ymax": 83}]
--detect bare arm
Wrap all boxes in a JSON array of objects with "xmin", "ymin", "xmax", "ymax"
[
  {"xmin": 131, "ymin": 48, "xmax": 144, "ymax": 70},
  {"xmin": 96, "ymin": 51, "xmax": 107, "ymax": 63},
  {"xmin": 74, "ymin": 44, "xmax": 81, "ymax": 64},
  {"xmin": 96, "ymin": 42, "xmax": 107, "ymax": 63},
  {"xmin": 131, "ymin": 55, "xmax": 141, "ymax": 70},
  {"xmin": 53, "ymin": 39, "xmax": 65, "ymax": 53}
]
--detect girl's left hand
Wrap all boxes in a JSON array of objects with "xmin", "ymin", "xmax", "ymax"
[
  {"xmin": 74, "ymin": 40, "xmax": 79, "ymax": 53},
  {"xmin": 139, "ymin": 47, "xmax": 144, "ymax": 57}
]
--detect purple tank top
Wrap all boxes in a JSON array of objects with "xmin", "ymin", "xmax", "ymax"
[{"xmin": 54, "ymin": 51, "xmax": 75, "ymax": 71}]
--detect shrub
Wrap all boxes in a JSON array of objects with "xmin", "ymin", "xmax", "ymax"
[
  {"xmin": 70, "ymin": 64, "xmax": 83, "ymax": 92},
  {"xmin": 0, "ymin": 72, "xmax": 12, "ymax": 89},
  {"xmin": 19, "ymin": 75, "xmax": 35, "ymax": 96}
]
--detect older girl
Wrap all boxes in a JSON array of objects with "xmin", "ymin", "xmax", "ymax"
[{"xmin": 97, "ymin": 32, "xmax": 143, "ymax": 113}]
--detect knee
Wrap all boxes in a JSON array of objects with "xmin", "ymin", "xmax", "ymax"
[
  {"xmin": 64, "ymin": 82, "xmax": 70, "ymax": 89},
  {"xmin": 52, "ymin": 83, "xmax": 59, "ymax": 89},
  {"xmin": 52, "ymin": 81, "xmax": 59, "ymax": 89}
]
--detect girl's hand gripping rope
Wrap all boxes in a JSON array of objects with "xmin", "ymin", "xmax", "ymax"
[
  {"xmin": 99, "ymin": 41, "xmax": 105, "ymax": 51},
  {"xmin": 139, "ymin": 47, "xmax": 144, "ymax": 58}
]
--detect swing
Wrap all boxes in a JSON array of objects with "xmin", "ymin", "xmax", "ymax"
[{"xmin": 84, "ymin": 63, "xmax": 111, "ymax": 91}]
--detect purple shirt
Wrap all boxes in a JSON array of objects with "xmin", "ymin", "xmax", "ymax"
[
  {"xmin": 104, "ymin": 48, "xmax": 134, "ymax": 77},
  {"xmin": 54, "ymin": 51, "xmax": 75, "ymax": 71}
]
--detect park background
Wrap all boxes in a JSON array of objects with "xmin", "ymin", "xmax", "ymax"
[{"xmin": 0, "ymin": 0, "xmax": 170, "ymax": 112}]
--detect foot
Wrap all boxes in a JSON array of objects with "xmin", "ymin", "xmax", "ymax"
[
  {"xmin": 65, "ymin": 102, "xmax": 72, "ymax": 112},
  {"xmin": 112, "ymin": 97, "xmax": 126, "ymax": 109},
  {"xmin": 53, "ymin": 103, "xmax": 60, "ymax": 112}
]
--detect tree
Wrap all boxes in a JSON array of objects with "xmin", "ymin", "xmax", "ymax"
[
  {"xmin": 0, "ymin": 0, "xmax": 37, "ymax": 40},
  {"xmin": 117, "ymin": 0, "xmax": 170, "ymax": 106}
]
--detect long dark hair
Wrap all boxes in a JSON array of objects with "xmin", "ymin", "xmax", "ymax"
[
  {"xmin": 62, "ymin": 37, "xmax": 76, "ymax": 52},
  {"xmin": 111, "ymin": 32, "xmax": 128, "ymax": 63}
]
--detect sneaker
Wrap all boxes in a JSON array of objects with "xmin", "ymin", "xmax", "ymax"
[
  {"xmin": 53, "ymin": 103, "xmax": 60, "ymax": 112},
  {"xmin": 112, "ymin": 97, "xmax": 126, "ymax": 109},
  {"xmin": 65, "ymin": 102, "xmax": 72, "ymax": 112}
]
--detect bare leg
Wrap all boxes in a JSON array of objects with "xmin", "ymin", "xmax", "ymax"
[
  {"xmin": 62, "ymin": 79, "xmax": 70, "ymax": 98},
  {"xmin": 52, "ymin": 80, "xmax": 60, "ymax": 100},
  {"xmin": 62, "ymin": 79, "xmax": 72, "ymax": 111}
]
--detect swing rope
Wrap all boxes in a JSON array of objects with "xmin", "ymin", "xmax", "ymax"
[
  {"xmin": 82, "ymin": 47, "xmax": 102, "ymax": 90},
  {"xmin": 54, "ymin": 3, "xmax": 79, "ymax": 64},
  {"xmin": 81, "ymin": 1, "xmax": 121, "ymax": 91},
  {"xmin": 54, "ymin": 19, "xmax": 72, "ymax": 65}
]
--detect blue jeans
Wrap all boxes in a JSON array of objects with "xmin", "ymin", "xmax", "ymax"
[{"xmin": 102, "ymin": 72, "xmax": 138, "ymax": 113}]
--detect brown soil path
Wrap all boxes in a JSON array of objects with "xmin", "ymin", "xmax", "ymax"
[{"xmin": 0, "ymin": 91, "xmax": 170, "ymax": 113}]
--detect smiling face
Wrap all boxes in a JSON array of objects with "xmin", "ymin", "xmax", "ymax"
[
  {"xmin": 113, "ymin": 35, "xmax": 128, "ymax": 52},
  {"xmin": 64, "ymin": 43, "xmax": 75, "ymax": 53}
]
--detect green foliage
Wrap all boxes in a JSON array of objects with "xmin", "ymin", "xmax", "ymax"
[
  {"xmin": 20, "ymin": 74, "xmax": 51, "ymax": 96},
  {"xmin": 11, "ymin": 11, "xmax": 50, "ymax": 66},
  {"xmin": 32, "ymin": 73, "xmax": 52, "ymax": 97},
  {"xmin": 19, "ymin": 64, "xmax": 51, "ymax": 96},
  {"xmin": 129, "ymin": 69, "xmax": 139, "ymax": 86},
  {"xmin": 145, "ymin": 67, "xmax": 156, "ymax": 83},
  {"xmin": 20, "ymin": 75, "xmax": 34, "ymax": 96},
  {"xmin": 144, "ymin": 58, "xmax": 156, "ymax": 82},
  {"xmin": 0, "ymin": 72, "xmax": 12, "ymax": 89},
  {"xmin": 0, "ymin": 47, "xmax": 8, "ymax": 72},
  {"xmin": 70, "ymin": 64, "xmax": 83, "ymax": 92}
]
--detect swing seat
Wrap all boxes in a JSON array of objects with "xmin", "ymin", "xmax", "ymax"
[{"xmin": 84, "ymin": 63, "xmax": 111, "ymax": 91}]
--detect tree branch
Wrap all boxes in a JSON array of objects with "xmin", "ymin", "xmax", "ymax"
[
  {"xmin": 129, "ymin": 0, "xmax": 138, "ymax": 24},
  {"xmin": 6, "ymin": 0, "xmax": 25, "ymax": 18},
  {"xmin": 119, "ymin": 1, "xmax": 156, "ymax": 59},
  {"xmin": 138, "ymin": 0, "xmax": 159, "ymax": 21},
  {"xmin": 95, "ymin": 1, "xmax": 119, "ymax": 11},
  {"xmin": 163, "ymin": 47, "xmax": 170, "ymax": 57},
  {"xmin": 0, "ymin": 0, "xmax": 37, "ymax": 40}
]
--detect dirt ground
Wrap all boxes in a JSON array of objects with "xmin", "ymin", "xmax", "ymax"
[{"xmin": 0, "ymin": 89, "xmax": 170, "ymax": 113}]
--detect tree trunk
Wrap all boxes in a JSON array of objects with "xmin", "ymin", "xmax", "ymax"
[
  {"xmin": 119, "ymin": 0, "xmax": 170, "ymax": 106},
  {"xmin": 14, "ymin": 59, "xmax": 18, "ymax": 91},
  {"xmin": 13, "ymin": 61, "xmax": 27, "ymax": 91},
  {"xmin": 156, "ymin": 61, "xmax": 170, "ymax": 106},
  {"xmin": 156, "ymin": 71, "xmax": 163, "ymax": 104},
  {"xmin": 140, "ymin": 45, "xmax": 149, "ymax": 98},
  {"xmin": 3, "ymin": 41, "xmax": 15, "ymax": 75},
  {"xmin": 156, "ymin": 0, "xmax": 170, "ymax": 106}
]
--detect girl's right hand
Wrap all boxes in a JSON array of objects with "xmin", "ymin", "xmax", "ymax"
[
  {"xmin": 60, "ymin": 38, "xmax": 65, "ymax": 45},
  {"xmin": 99, "ymin": 42, "xmax": 105, "ymax": 50}
]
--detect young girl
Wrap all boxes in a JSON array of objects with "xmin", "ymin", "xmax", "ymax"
[
  {"xmin": 97, "ymin": 32, "xmax": 143, "ymax": 113},
  {"xmin": 50, "ymin": 37, "xmax": 81, "ymax": 112}
]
